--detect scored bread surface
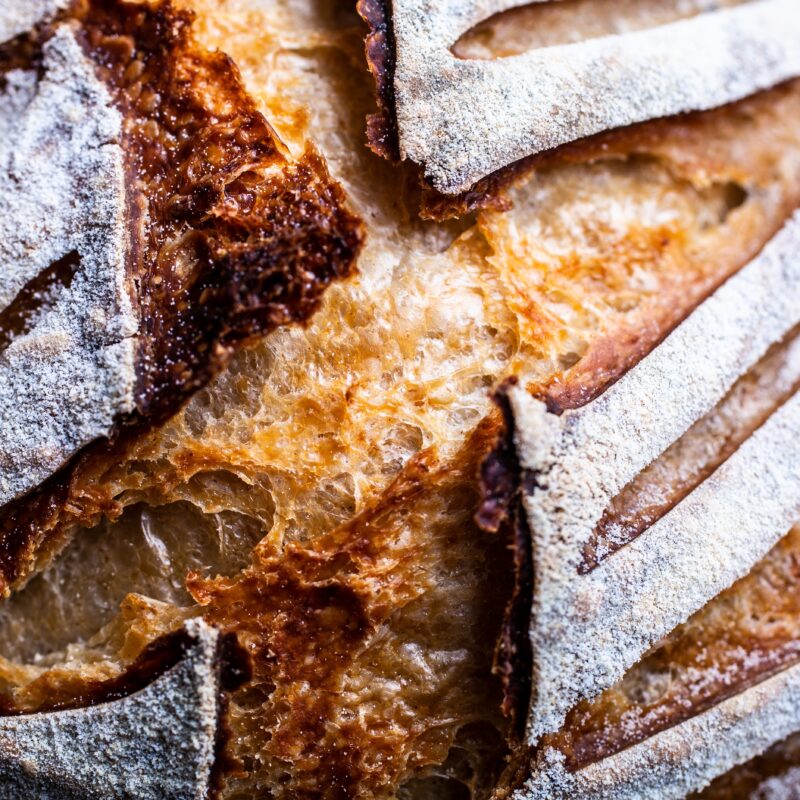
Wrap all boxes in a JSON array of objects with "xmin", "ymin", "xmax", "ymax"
[{"xmin": 0, "ymin": 1, "xmax": 799, "ymax": 798}]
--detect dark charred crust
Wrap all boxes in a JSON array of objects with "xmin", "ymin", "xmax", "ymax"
[
  {"xmin": 476, "ymin": 379, "xmax": 533, "ymax": 739},
  {"xmin": 76, "ymin": 0, "xmax": 363, "ymax": 423},
  {"xmin": 356, "ymin": 0, "xmax": 400, "ymax": 161},
  {"xmin": 476, "ymin": 378, "xmax": 519, "ymax": 536},
  {"xmin": 0, "ymin": 0, "xmax": 362, "ymax": 593}
]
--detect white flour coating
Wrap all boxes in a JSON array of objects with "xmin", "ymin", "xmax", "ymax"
[
  {"xmin": 390, "ymin": 0, "xmax": 800, "ymax": 193},
  {"xmin": 0, "ymin": 619, "xmax": 221, "ymax": 800},
  {"xmin": 0, "ymin": 0, "xmax": 69, "ymax": 45},
  {"xmin": 509, "ymin": 210, "xmax": 800, "ymax": 744},
  {"xmin": 0, "ymin": 24, "xmax": 137, "ymax": 506},
  {"xmin": 513, "ymin": 661, "xmax": 800, "ymax": 799}
]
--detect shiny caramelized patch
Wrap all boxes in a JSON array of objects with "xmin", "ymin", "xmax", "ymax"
[
  {"xmin": 547, "ymin": 525, "xmax": 800, "ymax": 772},
  {"xmin": 77, "ymin": 0, "xmax": 362, "ymax": 420},
  {"xmin": 189, "ymin": 423, "xmax": 511, "ymax": 798}
]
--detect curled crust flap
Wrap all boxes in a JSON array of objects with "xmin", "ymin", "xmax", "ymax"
[
  {"xmin": 515, "ymin": 661, "xmax": 800, "ymax": 800},
  {"xmin": 364, "ymin": 0, "xmax": 800, "ymax": 212}
]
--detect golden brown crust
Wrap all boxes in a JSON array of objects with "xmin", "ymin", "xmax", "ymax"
[
  {"xmin": 191, "ymin": 419, "xmax": 512, "ymax": 797},
  {"xmin": 77, "ymin": 0, "xmax": 362, "ymax": 422}
]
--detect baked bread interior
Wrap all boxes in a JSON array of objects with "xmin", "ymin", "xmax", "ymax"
[{"xmin": 0, "ymin": 1, "xmax": 799, "ymax": 798}]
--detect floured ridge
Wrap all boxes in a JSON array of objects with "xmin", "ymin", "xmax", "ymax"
[
  {"xmin": 0, "ymin": 619, "xmax": 230, "ymax": 800},
  {"xmin": 498, "ymin": 212, "xmax": 800, "ymax": 795},
  {"xmin": 0, "ymin": 0, "xmax": 69, "ymax": 44},
  {"xmin": 509, "ymin": 210, "xmax": 800, "ymax": 741},
  {"xmin": 362, "ymin": 0, "xmax": 800, "ymax": 205},
  {"xmin": 0, "ymin": 24, "xmax": 135, "ymax": 508}
]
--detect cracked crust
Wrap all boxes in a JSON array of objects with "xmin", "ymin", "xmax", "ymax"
[{"xmin": 507, "ymin": 211, "xmax": 800, "ymax": 743}]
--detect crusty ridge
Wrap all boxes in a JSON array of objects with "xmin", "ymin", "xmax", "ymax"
[
  {"xmin": 0, "ymin": 24, "xmax": 135, "ymax": 507},
  {"xmin": 509, "ymin": 210, "xmax": 800, "ymax": 742},
  {"xmin": 513, "ymin": 661, "xmax": 800, "ymax": 800},
  {"xmin": 0, "ymin": 619, "xmax": 221, "ymax": 800},
  {"xmin": 389, "ymin": 0, "xmax": 800, "ymax": 194}
]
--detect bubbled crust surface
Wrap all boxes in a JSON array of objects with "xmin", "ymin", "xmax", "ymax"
[{"xmin": 1, "ymin": 1, "xmax": 800, "ymax": 798}]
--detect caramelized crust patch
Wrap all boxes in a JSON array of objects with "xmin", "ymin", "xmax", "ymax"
[
  {"xmin": 77, "ymin": 0, "xmax": 362, "ymax": 421},
  {"xmin": 191, "ymin": 422, "xmax": 511, "ymax": 798},
  {"xmin": 0, "ymin": 0, "xmax": 361, "ymax": 592}
]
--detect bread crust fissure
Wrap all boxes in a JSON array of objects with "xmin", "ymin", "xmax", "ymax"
[
  {"xmin": 583, "ymin": 322, "xmax": 800, "ymax": 571},
  {"xmin": 0, "ymin": 0, "xmax": 362, "ymax": 595},
  {"xmin": 477, "ymin": 381, "xmax": 533, "ymax": 739}
]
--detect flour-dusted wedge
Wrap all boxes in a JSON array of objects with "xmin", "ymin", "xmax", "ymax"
[
  {"xmin": 0, "ymin": 619, "xmax": 242, "ymax": 800},
  {"xmin": 484, "ymin": 211, "xmax": 800, "ymax": 797},
  {"xmin": 360, "ymin": 0, "xmax": 800, "ymax": 210}
]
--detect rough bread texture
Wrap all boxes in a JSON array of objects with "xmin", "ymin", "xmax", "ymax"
[
  {"xmin": 389, "ymin": 0, "xmax": 800, "ymax": 193},
  {"xmin": 696, "ymin": 730, "xmax": 800, "ymax": 798},
  {"xmin": 0, "ymin": 0, "xmax": 362, "ymax": 587},
  {"xmin": 0, "ymin": 619, "xmax": 220, "ymax": 800},
  {"xmin": 0, "ymin": 24, "xmax": 135, "ymax": 507},
  {"xmin": 1, "ymin": 1, "xmax": 800, "ymax": 798}
]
